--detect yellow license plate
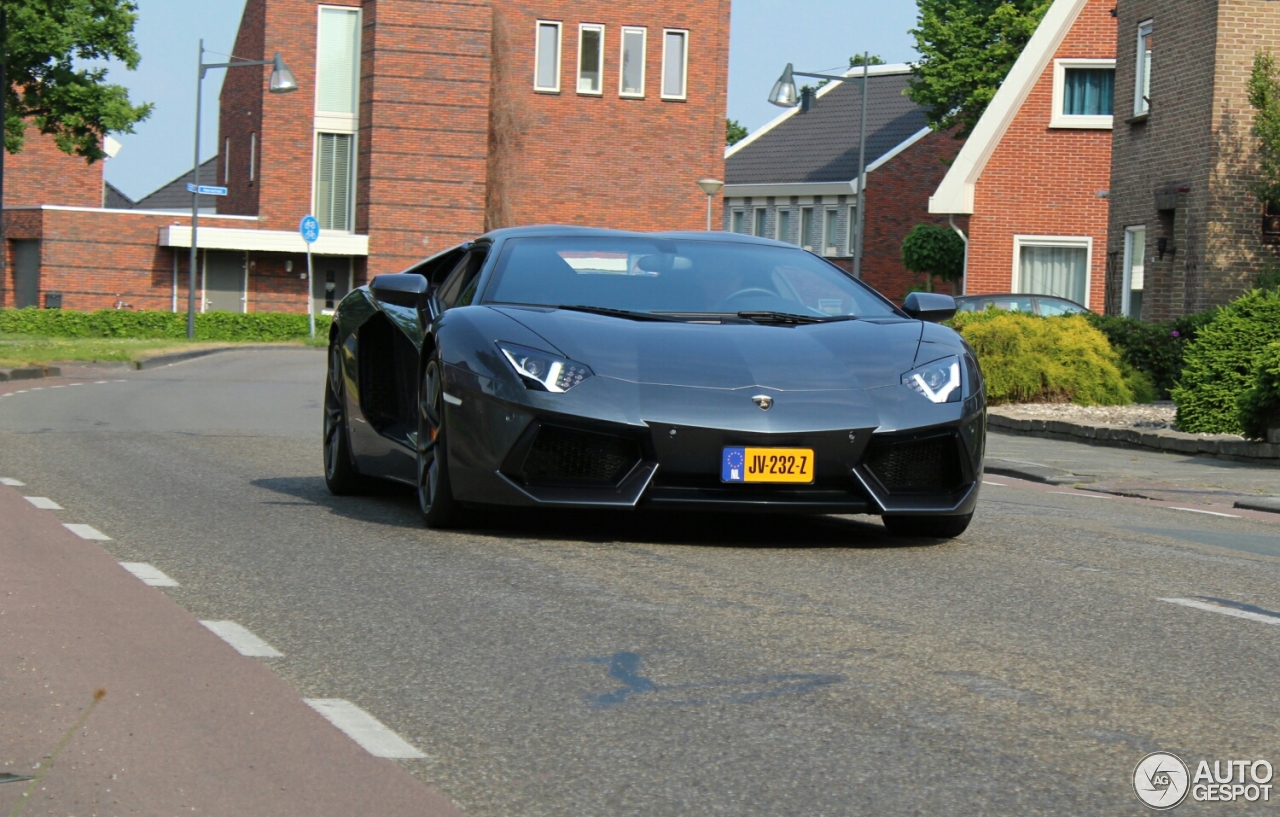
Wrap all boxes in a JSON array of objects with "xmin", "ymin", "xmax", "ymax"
[{"xmin": 721, "ymin": 447, "xmax": 815, "ymax": 484}]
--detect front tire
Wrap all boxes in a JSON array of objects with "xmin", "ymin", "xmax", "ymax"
[
  {"xmin": 882, "ymin": 513, "xmax": 972, "ymax": 539},
  {"xmin": 417, "ymin": 358, "xmax": 465, "ymax": 528},
  {"xmin": 323, "ymin": 341, "xmax": 371, "ymax": 496}
]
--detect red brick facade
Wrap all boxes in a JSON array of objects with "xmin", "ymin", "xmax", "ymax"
[
  {"xmin": 4, "ymin": 127, "xmax": 105, "ymax": 209},
  {"xmin": 962, "ymin": 0, "xmax": 1115, "ymax": 312}
]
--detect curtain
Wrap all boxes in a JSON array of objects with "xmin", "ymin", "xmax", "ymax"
[
  {"xmin": 1064, "ymin": 69, "xmax": 1114, "ymax": 116},
  {"xmin": 1019, "ymin": 245, "xmax": 1087, "ymax": 304},
  {"xmin": 317, "ymin": 8, "xmax": 359, "ymax": 115}
]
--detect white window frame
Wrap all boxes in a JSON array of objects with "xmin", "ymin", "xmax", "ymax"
[
  {"xmin": 314, "ymin": 5, "xmax": 362, "ymax": 133},
  {"xmin": 660, "ymin": 29, "xmax": 689, "ymax": 101},
  {"xmin": 775, "ymin": 208, "xmax": 792, "ymax": 243},
  {"xmin": 576, "ymin": 23, "xmax": 605, "ymax": 96},
  {"xmin": 822, "ymin": 207, "xmax": 840, "ymax": 256},
  {"xmin": 534, "ymin": 20, "xmax": 562, "ymax": 93},
  {"xmin": 1122, "ymin": 226, "xmax": 1145, "ymax": 318},
  {"xmin": 619, "ymin": 26, "xmax": 647, "ymax": 98},
  {"xmin": 799, "ymin": 206, "xmax": 815, "ymax": 251},
  {"xmin": 1135, "ymin": 20, "xmax": 1153, "ymax": 116},
  {"xmin": 1011, "ymin": 235, "xmax": 1093, "ymax": 306},
  {"xmin": 1050, "ymin": 58, "xmax": 1115, "ymax": 129}
]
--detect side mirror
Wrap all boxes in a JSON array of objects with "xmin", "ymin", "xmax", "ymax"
[
  {"xmin": 370, "ymin": 273, "xmax": 429, "ymax": 309},
  {"xmin": 902, "ymin": 292, "xmax": 957, "ymax": 323}
]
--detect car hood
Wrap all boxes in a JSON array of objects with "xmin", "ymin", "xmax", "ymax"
[{"xmin": 492, "ymin": 306, "xmax": 924, "ymax": 390}]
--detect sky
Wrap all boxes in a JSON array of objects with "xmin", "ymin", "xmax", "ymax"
[{"xmin": 102, "ymin": 0, "xmax": 921, "ymax": 201}]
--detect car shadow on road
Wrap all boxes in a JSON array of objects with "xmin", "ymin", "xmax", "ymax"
[{"xmin": 253, "ymin": 476, "xmax": 953, "ymax": 549}]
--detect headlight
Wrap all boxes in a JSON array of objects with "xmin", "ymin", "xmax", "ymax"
[
  {"xmin": 902, "ymin": 355, "xmax": 962, "ymax": 403},
  {"xmin": 498, "ymin": 342, "xmax": 594, "ymax": 393}
]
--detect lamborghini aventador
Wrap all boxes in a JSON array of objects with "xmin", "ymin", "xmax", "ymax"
[{"xmin": 323, "ymin": 227, "xmax": 985, "ymax": 537}]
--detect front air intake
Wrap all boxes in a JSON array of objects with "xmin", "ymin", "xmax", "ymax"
[
  {"xmin": 862, "ymin": 432, "xmax": 964, "ymax": 494},
  {"xmin": 520, "ymin": 425, "xmax": 641, "ymax": 486}
]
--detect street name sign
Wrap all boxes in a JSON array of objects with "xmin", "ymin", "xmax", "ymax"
[{"xmin": 186, "ymin": 183, "xmax": 228, "ymax": 196}]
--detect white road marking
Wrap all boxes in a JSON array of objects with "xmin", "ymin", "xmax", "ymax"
[
  {"xmin": 64, "ymin": 523, "xmax": 111, "ymax": 541},
  {"xmin": 13, "ymin": 390, "xmax": 26, "ymax": 394},
  {"xmin": 68, "ymin": 383, "xmax": 83, "ymax": 387},
  {"xmin": 200, "ymin": 621, "xmax": 283, "ymax": 657},
  {"xmin": 1160, "ymin": 597, "xmax": 1280, "ymax": 626},
  {"xmin": 0, "ymin": 478, "xmax": 25, "ymax": 487},
  {"xmin": 442, "ymin": 392, "xmax": 463, "ymax": 406},
  {"xmin": 50, "ymin": 385, "xmax": 65, "ymax": 389},
  {"xmin": 118, "ymin": 562, "xmax": 179, "ymax": 587},
  {"xmin": 304, "ymin": 699, "xmax": 427, "ymax": 759},
  {"xmin": 1048, "ymin": 491, "xmax": 1112, "ymax": 499},
  {"xmin": 982, "ymin": 481, "xmax": 1005, "ymax": 487},
  {"xmin": 95, "ymin": 380, "xmax": 108, "ymax": 384},
  {"xmin": 1168, "ymin": 507, "xmax": 1240, "ymax": 518},
  {"xmin": 23, "ymin": 496, "xmax": 63, "ymax": 510}
]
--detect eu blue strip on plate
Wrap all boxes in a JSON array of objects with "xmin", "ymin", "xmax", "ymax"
[{"xmin": 722, "ymin": 447, "xmax": 746, "ymax": 483}]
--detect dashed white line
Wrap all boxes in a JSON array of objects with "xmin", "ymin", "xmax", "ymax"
[
  {"xmin": 1160, "ymin": 597, "xmax": 1280, "ymax": 626},
  {"xmin": 0, "ymin": 478, "xmax": 25, "ymax": 487},
  {"xmin": 1168, "ymin": 507, "xmax": 1241, "ymax": 518},
  {"xmin": 95, "ymin": 380, "xmax": 108, "ymax": 384},
  {"xmin": 68, "ymin": 383, "xmax": 83, "ymax": 387},
  {"xmin": 1048, "ymin": 491, "xmax": 1112, "ymax": 499},
  {"xmin": 49, "ymin": 385, "xmax": 65, "ymax": 389},
  {"xmin": 23, "ymin": 496, "xmax": 63, "ymax": 510},
  {"xmin": 982, "ymin": 480, "xmax": 1006, "ymax": 487},
  {"xmin": 64, "ymin": 523, "xmax": 111, "ymax": 541},
  {"xmin": 200, "ymin": 621, "xmax": 283, "ymax": 657},
  {"xmin": 304, "ymin": 699, "xmax": 427, "ymax": 759},
  {"xmin": 118, "ymin": 562, "xmax": 179, "ymax": 587}
]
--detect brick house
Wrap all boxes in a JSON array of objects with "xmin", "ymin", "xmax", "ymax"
[
  {"xmin": 723, "ymin": 65, "xmax": 966, "ymax": 302},
  {"xmin": 3, "ymin": 0, "xmax": 730, "ymax": 314},
  {"xmin": 1108, "ymin": 0, "xmax": 1280, "ymax": 320},
  {"xmin": 930, "ymin": 0, "xmax": 1116, "ymax": 313}
]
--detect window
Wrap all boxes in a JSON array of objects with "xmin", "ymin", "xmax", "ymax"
[
  {"xmin": 753, "ymin": 208, "xmax": 768, "ymax": 237},
  {"xmin": 1135, "ymin": 20, "xmax": 1153, "ymax": 116},
  {"xmin": 224, "ymin": 138, "xmax": 230, "ymax": 184},
  {"xmin": 620, "ymin": 27, "xmax": 646, "ymax": 97},
  {"xmin": 535, "ymin": 21, "xmax": 562, "ymax": 92},
  {"xmin": 1013, "ymin": 236, "xmax": 1091, "ymax": 306},
  {"xmin": 249, "ymin": 133, "xmax": 256, "ymax": 182},
  {"xmin": 846, "ymin": 205, "xmax": 858, "ymax": 255},
  {"xmin": 799, "ymin": 207, "xmax": 814, "ymax": 251},
  {"xmin": 776, "ymin": 209, "xmax": 792, "ymax": 243},
  {"xmin": 1122, "ymin": 226, "xmax": 1145, "ymax": 319},
  {"xmin": 315, "ymin": 132, "xmax": 355, "ymax": 231},
  {"xmin": 731, "ymin": 210, "xmax": 746, "ymax": 234},
  {"xmin": 316, "ymin": 7, "xmax": 360, "ymax": 117},
  {"xmin": 577, "ymin": 24, "xmax": 604, "ymax": 94},
  {"xmin": 661, "ymin": 29, "xmax": 688, "ymax": 100},
  {"xmin": 1051, "ymin": 59, "xmax": 1115, "ymax": 128},
  {"xmin": 822, "ymin": 208, "xmax": 839, "ymax": 256}
]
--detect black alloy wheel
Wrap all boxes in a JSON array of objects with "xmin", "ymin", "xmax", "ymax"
[
  {"xmin": 882, "ymin": 512, "xmax": 973, "ymax": 539},
  {"xmin": 323, "ymin": 341, "xmax": 369, "ymax": 495},
  {"xmin": 417, "ymin": 358, "xmax": 464, "ymax": 528}
]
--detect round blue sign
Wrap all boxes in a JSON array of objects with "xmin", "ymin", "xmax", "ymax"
[{"xmin": 299, "ymin": 215, "xmax": 320, "ymax": 244}]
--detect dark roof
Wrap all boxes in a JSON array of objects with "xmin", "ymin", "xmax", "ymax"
[
  {"xmin": 132, "ymin": 157, "xmax": 219, "ymax": 211},
  {"xmin": 103, "ymin": 182, "xmax": 134, "ymax": 210},
  {"xmin": 726, "ymin": 70, "xmax": 929, "ymax": 185}
]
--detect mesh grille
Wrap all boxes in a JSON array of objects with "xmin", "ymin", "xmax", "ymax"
[
  {"xmin": 521, "ymin": 426, "xmax": 640, "ymax": 485},
  {"xmin": 864, "ymin": 433, "xmax": 963, "ymax": 494}
]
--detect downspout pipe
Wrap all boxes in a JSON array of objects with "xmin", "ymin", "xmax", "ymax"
[{"xmin": 949, "ymin": 214, "xmax": 969, "ymax": 296}]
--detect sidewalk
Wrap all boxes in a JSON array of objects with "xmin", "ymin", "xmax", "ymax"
[{"xmin": 0, "ymin": 485, "xmax": 463, "ymax": 817}]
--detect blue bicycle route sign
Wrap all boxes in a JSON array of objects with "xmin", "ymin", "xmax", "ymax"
[{"xmin": 299, "ymin": 215, "xmax": 320, "ymax": 244}]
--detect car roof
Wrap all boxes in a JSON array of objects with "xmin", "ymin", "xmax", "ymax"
[{"xmin": 477, "ymin": 224, "xmax": 791, "ymax": 249}]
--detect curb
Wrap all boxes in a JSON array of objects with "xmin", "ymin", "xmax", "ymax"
[
  {"xmin": 1234, "ymin": 497, "xmax": 1280, "ymax": 514},
  {"xmin": 987, "ymin": 412, "xmax": 1280, "ymax": 464},
  {"xmin": 0, "ymin": 365, "xmax": 61, "ymax": 382},
  {"xmin": 133, "ymin": 344, "xmax": 321, "ymax": 370},
  {"xmin": 984, "ymin": 458, "xmax": 1087, "ymax": 485}
]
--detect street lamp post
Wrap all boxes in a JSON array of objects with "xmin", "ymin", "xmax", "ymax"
[
  {"xmin": 186, "ymin": 41, "xmax": 297, "ymax": 339},
  {"xmin": 768, "ymin": 55, "xmax": 872, "ymax": 279},
  {"xmin": 697, "ymin": 179, "xmax": 723, "ymax": 231}
]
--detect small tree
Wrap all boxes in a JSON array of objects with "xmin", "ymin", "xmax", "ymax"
[
  {"xmin": 726, "ymin": 118, "xmax": 747, "ymax": 147},
  {"xmin": 1247, "ymin": 50, "xmax": 1280, "ymax": 207},
  {"xmin": 901, "ymin": 223, "xmax": 965, "ymax": 292}
]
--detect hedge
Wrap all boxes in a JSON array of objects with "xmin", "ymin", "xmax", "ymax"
[
  {"xmin": 949, "ymin": 310, "xmax": 1154, "ymax": 406},
  {"xmin": 1238, "ymin": 341, "xmax": 1280, "ymax": 439},
  {"xmin": 1085, "ymin": 310, "xmax": 1216, "ymax": 399},
  {"xmin": 0, "ymin": 308, "xmax": 331, "ymax": 342},
  {"xmin": 1172, "ymin": 288, "xmax": 1280, "ymax": 434}
]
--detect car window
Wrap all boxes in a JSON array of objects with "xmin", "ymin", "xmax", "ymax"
[
  {"xmin": 1036, "ymin": 298, "xmax": 1086, "ymax": 316},
  {"xmin": 404, "ymin": 245, "xmax": 468, "ymax": 288},
  {"xmin": 436, "ymin": 250, "xmax": 486, "ymax": 310},
  {"xmin": 957, "ymin": 300, "xmax": 978, "ymax": 312},
  {"xmin": 991, "ymin": 296, "xmax": 1034, "ymax": 312}
]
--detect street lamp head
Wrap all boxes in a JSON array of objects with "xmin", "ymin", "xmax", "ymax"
[
  {"xmin": 767, "ymin": 63, "xmax": 798, "ymax": 108},
  {"xmin": 268, "ymin": 53, "xmax": 298, "ymax": 93},
  {"xmin": 697, "ymin": 178, "xmax": 724, "ymax": 197}
]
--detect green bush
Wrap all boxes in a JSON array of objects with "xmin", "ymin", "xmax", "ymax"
[
  {"xmin": 1172, "ymin": 288, "xmax": 1280, "ymax": 434},
  {"xmin": 950, "ymin": 310, "xmax": 1152, "ymax": 406},
  {"xmin": 1085, "ymin": 310, "xmax": 1216, "ymax": 398},
  {"xmin": 1237, "ymin": 341, "xmax": 1280, "ymax": 439},
  {"xmin": 0, "ymin": 308, "xmax": 330, "ymax": 342}
]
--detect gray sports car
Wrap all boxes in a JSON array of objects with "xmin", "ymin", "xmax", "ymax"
[{"xmin": 324, "ymin": 227, "xmax": 985, "ymax": 537}]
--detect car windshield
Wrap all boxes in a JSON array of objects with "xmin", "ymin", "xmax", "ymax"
[{"xmin": 483, "ymin": 236, "xmax": 900, "ymax": 320}]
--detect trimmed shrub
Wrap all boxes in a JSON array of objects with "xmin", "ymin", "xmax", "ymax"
[
  {"xmin": 950, "ymin": 310, "xmax": 1152, "ymax": 406},
  {"xmin": 0, "ymin": 308, "xmax": 331, "ymax": 342},
  {"xmin": 1085, "ymin": 310, "xmax": 1215, "ymax": 399},
  {"xmin": 1238, "ymin": 341, "xmax": 1280, "ymax": 439},
  {"xmin": 1172, "ymin": 288, "xmax": 1280, "ymax": 434}
]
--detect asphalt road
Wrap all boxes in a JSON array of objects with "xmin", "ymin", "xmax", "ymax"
[{"xmin": 2, "ymin": 349, "xmax": 1279, "ymax": 815}]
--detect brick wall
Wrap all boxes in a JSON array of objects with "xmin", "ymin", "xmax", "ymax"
[
  {"xmin": 218, "ymin": 0, "xmax": 267, "ymax": 217},
  {"xmin": 3, "ymin": 127, "xmax": 105, "ymax": 209},
  {"xmin": 967, "ymin": 0, "xmax": 1115, "ymax": 313}
]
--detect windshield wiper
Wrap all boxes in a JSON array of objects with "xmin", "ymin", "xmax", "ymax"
[
  {"xmin": 736, "ymin": 311, "xmax": 859, "ymax": 325},
  {"xmin": 556, "ymin": 305, "xmax": 685, "ymax": 322}
]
